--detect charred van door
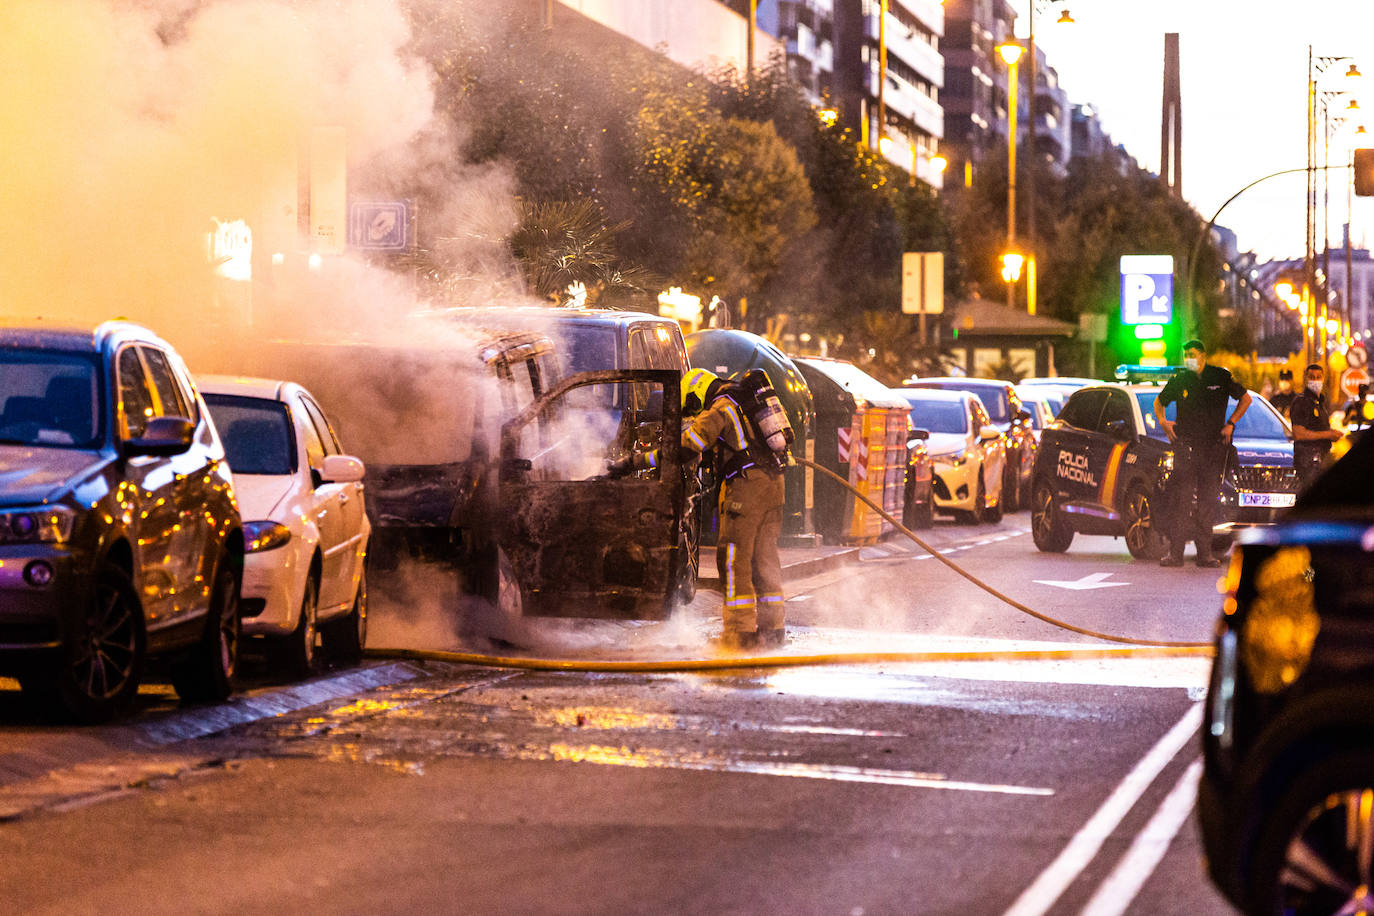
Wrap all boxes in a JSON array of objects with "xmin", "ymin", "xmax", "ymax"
[{"xmin": 498, "ymin": 370, "xmax": 684, "ymax": 620}]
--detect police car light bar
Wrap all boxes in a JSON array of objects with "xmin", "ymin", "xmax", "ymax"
[{"xmin": 1114, "ymin": 364, "xmax": 1182, "ymax": 384}]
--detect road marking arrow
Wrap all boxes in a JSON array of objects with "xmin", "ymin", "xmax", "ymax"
[{"xmin": 1033, "ymin": 572, "xmax": 1130, "ymax": 591}]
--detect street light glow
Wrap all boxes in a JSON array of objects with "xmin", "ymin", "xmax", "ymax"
[
  {"xmin": 1056, "ymin": 9, "xmax": 1074, "ymax": 24},
  {"xmin": 1000, "ymin": 252, "xmax": 1024, "ymax": 282},
  {"xmin": 930, "ymin": 154, "xmax": 948, "ymax": 172},
  {"xmin": 1275, "ymin": 281, "xmax": 1294, "ymax": 298},
  {"xmin": 997, "ymin": 43, "xmax": 1023, "ymax": 66},
  {"xmin": 1326, "ymin": 318, "xmax": 1341, "ymax": 334}
]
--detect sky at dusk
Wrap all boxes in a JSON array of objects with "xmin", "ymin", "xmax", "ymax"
[{"xmin": 1014, "ymin": 0, "xmax": 1374, "ymax": 264}]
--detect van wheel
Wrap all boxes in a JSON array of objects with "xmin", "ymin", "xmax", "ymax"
[
  {"xmin": 1002, "ymin": 458, "xmax": 1021, "ymax": 513},
  {"xmin": 322, "ymin": 567, "xmax": 367, "ymax": 663},
  {"xmin": 24, "ymin": 563, "xmax": 145, "ymax": 723},
  {"xmin": 172, "ymin": 562, "xmax": 240, "ymax": 704},
  {"xmin": 1245, "ymin": 749, "xmax": 1374, "ymax": 915},
  {"xmin": 1031, "ymin": 484, "xmax": 1074, "ymax": 552},
  {"xmin": 960, "ymin": 475, "xmax": 988, "ymax": 525},
  {"xmin": 1123, "ymin": 487, "xmax": 1165, "ymax": 560}
]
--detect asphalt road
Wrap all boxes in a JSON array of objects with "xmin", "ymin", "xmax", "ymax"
[{"xmin": 0, "ymin": 509, "xmax": 1236, "ymax": 915}]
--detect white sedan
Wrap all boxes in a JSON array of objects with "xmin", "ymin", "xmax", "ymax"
[
  {"xmin": 897, "ymin": 388, "xmax": 1007, "ymax": 524},
  {"xmin": 200, "ymin": 376, "xmax": 370, "ymax": 675}
]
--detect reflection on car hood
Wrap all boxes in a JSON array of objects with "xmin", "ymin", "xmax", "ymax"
[
  {"xmin": 925, "ymin": 432, "xmax": 969, "ymax": 457},
  {"xmin": 228, "ymin": 474, "xmax": 296, "ymax": 519},
  {"xmin": 0, "ymin": 446, "xmax": 107, "ymax": 506},
  {"xmin": 1233, "ymin": 437, "xmax": 1293, "ymax": 464}
]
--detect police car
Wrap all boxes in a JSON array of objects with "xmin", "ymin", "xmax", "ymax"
[{"xmin": 1029, "ymin": 366, "xmax": 1298, "ymax": 559}]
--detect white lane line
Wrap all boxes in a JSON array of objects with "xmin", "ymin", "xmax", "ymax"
[
  {"xmin": 1078, "ymin": 758, "xmax": 1203, "ymax": 916},
  {"xmin": 542, "ymin": 743, "xmax": 1054, "ymax": 796},
  {"xmin": 1002, "ymin": 703, "xmax": 1204, "ymax": 916}
]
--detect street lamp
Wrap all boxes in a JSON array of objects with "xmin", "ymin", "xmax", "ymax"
[{"xmin": 997, "ymin": 42, "xmax": 1023, "ymax": 310}]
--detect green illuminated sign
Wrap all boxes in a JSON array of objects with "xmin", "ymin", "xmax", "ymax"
[{"xmin": 1134, "ymin": 324, "xmax": 1165, "ymax": 340}]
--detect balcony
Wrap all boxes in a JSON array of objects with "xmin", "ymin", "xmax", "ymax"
[{"xmin": 871, "ymin": 68, "xmax": 943, "ymax": 139}]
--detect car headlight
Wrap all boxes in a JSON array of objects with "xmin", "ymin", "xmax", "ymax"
[
  {"xmin": 244, "ymin": 520, "xmax": 292, "ymax": 553},
  {"xmin": 1241, "ymin": 546, "xmax": 1320, "ymax": 694},
  {"xmin": 0, "ymin": 506, "xmax": 76, "ymax": 544}
]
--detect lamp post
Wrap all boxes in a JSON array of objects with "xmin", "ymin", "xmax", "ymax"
[
  {"xmin": 998, "ymin": 42, "xmax": 1024, "ymax": 311},
  {"xmin": 1024, "ymin": 1, "xmax": 1073, "ymax": 266}
]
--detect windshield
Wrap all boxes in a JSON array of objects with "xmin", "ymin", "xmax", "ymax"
[
  {"xmin": 1134, "ymin": 391, "xmax": 1288, "ymax": 441},
  {"xmin": 919, "ymin": 383, "xmax": 1009, "ymax": 424},
  {"xmin": 0, "ymin": 349, "xmax": 102, "ymax": 448},
  {"xmin": 904, "ymin": 398, "xmax": 968, "ymax": 434},
  {"xmin": 204, "ymin": 394, "xmax": 296, "ymax": 475}
]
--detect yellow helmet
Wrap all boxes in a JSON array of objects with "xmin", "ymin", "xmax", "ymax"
[{"xmin": 681, "ymin": 368, "xmax": 719, "ymax": 416}]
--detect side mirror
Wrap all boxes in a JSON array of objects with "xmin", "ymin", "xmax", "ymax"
[
  {"xmin": 318, "ymin": 454, "xmax": 366, "ymax": 484},
  {"xmin": 1105, "ymin": 418, "xmax": 1132, "ymax": 439},
  {"xmin": 978, "ymin": 425, "xmax": 1002, "ymax": 442},
  {"xmin": 909, "ymin": 428, "xmax": 930, "ymax": 441},
  {"xmin": 125, "ymin": 416, "xmax": 195, "ymax": 457}
]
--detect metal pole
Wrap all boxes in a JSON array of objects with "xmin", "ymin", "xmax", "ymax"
[
  {"xmin": 877, "ymin": 0, "xmax": 887, "ymax": 150},
  {"xmin": 1007, "ymin": 56, "xmax": 1019, "ymax": 310},
  {"xmin": 746, "ymin": 0, "xmax": 757, "ymax": 83},
  {"xmin": 1323, "ymin": 105, "xmax": 1333, "ymax": 382},
  {"xmin": 1349, "ymin": 148, "xmax": 1355, "ymax": 346},
  {"xmin": 1306, "ymin": 47, "xmax": 1316, "ymax": 367},
  {"xmin": 1026, "ymin": 1, "xmax": 1037, "ymax": 255},
  {"xmin": 544, "ymin": 0, "xmax": 554, "ymax": 31}
]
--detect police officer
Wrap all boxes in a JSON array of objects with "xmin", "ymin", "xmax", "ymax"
[
  {"xmin": 612, "ymin": 368, "xmax": 786, "ymax": 650},
  {"xmin": 1154, "ymin": 339, "xmax": 1251, "ymax": 568},
  {"xmin": 1269, "ymin": 368, "xmax": 1297, "ymax": 417},
  {"xmin": 1290, "ymin": 363, "xmax": 1341, "ymax": 489}
]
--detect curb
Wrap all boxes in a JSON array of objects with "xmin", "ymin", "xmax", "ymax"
[{"xmin": 696, "ymin": 546, "xmax": 861, "ymax": 589}]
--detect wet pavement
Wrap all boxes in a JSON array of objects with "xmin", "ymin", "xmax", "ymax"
[{"xmin": 0, "ymin": 512, "xmax": 1237, "ymax": 914}]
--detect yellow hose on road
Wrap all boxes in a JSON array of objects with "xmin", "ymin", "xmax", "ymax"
[
  {"xmin": 366, "ymin": 643, "xmax": 1212, "ymax": 673},
  {"xmin": 796, "ymin": 456, "xmax": 1212, "ymax": 650},
  {"xmin": 362, "ymin": 454, "xmax": 1215, "ymax": 673}
]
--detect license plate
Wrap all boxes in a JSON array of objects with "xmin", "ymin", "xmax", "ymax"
[{"xmin": 1240, "ymin": 492, "xmax": 1296, "ymax": 508}]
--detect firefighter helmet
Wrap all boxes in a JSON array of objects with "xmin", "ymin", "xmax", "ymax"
[{"xmin": 681, "ymin": 368, "xmax": 720, "ymax": 417}]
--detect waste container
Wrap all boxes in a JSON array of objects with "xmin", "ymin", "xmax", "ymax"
[
  {"xmin": 793, "ymin": 356, "xmax": 912, "ymax": 545},
  {"xmin": 685, "ymin": 329, "xmax": 815, "ymax": 540}
]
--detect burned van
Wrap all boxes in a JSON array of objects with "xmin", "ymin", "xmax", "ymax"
[{"xmin": 193, "ymin": 312, "xmax": 693, "ymax": 619}]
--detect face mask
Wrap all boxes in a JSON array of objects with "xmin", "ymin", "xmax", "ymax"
[
  {"xmin": 1306, "ymin": 380, "xmax": 1323, "ymax": 396},
  {"xmin": 1183, "ymin": 357, "xmax": 1199, "ymax": 372},
  {"xmin": 1278, "ymin": 381, "xmax": 1292, "ymax": 392}
]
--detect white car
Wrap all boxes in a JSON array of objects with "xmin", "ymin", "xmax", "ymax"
[
  {"xmin": 1013, "ymin": 385, "xmax": 1060, "ymax": 444},
  {"xmin": 897, "ymin": 388, "xmax": 1007, "ymax": 524},
  {"xmin": 200, "ymin": 376, "xmax": 370, "ymax": 674}
]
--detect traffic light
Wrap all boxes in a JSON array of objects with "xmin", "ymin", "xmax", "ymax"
[{"xmin": 1356, "ymin": 148, "xmax": 1374, "ymax": 197}]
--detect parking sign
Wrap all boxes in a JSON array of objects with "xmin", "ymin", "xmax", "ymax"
[
  {"xmin": 348, "ymin": 201, "xmax": 409, "ymax": 251},
  {"xmin": 1120, "ymin": 255, "xmax": 1174, "ymax": 325}
]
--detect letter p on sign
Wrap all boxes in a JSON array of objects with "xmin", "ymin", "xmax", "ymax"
[{"xmin": 1120, "ymin": 255, "xmax": 1174, "ymax": 325}]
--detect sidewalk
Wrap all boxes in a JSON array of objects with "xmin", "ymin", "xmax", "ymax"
[{"xmin": 695, "ymin": 544, "xmax": 860, "ymax": 589}]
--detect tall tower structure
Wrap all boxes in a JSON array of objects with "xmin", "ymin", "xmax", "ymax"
[{"xmin": 1160, "ymin": 32, "xmax": 1182, "ymax": 196}]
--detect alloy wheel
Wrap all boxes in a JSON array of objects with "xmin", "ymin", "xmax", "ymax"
[
  {"xmin": 71, "ymin": 579, "xmax": 139, "ymax": 701},
  {"xmin": 1277, "ymin": 788, "xmax": 1374, "ymax": 915}
]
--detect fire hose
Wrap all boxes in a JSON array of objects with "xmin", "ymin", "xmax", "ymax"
[{"xmin": 366, "ymin": 455, "xmax": 1213, "ymax": 672}]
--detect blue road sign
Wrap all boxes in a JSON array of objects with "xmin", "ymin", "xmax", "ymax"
[
  {"xmin": 348, "ymin": 201, "xmax": 409, "ymax": 251},
  {"xmin": 1120, "ymin": 255, "xmax": 1174, "ymax": 325}
]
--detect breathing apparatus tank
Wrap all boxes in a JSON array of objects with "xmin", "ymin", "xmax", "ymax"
[{"xmin": 741, "ymin": 369, "xmax": 794, "ymax": 472}]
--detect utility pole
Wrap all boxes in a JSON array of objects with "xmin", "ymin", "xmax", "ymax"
[
  {"xmin": 1160, "ymin": 33, "xmax": 1183, "ymax": 196},
  {"xmin": 746, "ymin": 0, "xmax": 757, "ymax": 84}
]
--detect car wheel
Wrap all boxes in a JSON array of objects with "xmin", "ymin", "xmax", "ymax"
[
  {"xmin": 322, "ymin": 566, "xmax": 367, "ymax": 663},
  {"xmin": 960, "ymin": 475, "xmax": 988, "ymax": 525},
  {"xmin": 1123, "ymin": 487, "xmax": 1165, "ymax": 560},
  {"xmin": 1002, "ymin": 458, "xmax": 1020, "ymax": 513},
  {"xmin": 24, "ymin": 563, "xmax": 146, "ymax": 723},
  {"xmin": 1246, "ymin": 749, "xmax": 1374, "ymax": 916},
  {"xmin": 985, "ymin": 477, "xmax": 1003, "ymax": 523},
  {"xmin": 172, "ymin": 561, "xmax": 240, "ymax": 704},
  {"xmin": 274, "ymin": 574, "xmax": 318, "ymax": 678},
  {"xmin": 1031, "ymin": 483, "xmax": 1074, "ymax": 552}
]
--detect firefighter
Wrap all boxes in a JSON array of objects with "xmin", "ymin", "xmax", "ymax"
[
  {"xmin": 1154, "ymin": 339, "xmax": 1251, "ymax": 568},
  {"xmin": 611, "ymin": 368, "xmax": 786, "ymax": 650}
]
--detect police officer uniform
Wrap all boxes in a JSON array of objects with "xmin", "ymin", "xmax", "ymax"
[
  {"xmin": 1269, "ymin": 371, "xmax": 1296, "ymax": 418},
  {"xmin": 1290, "ymin": 388, "xmax": 1333, "ymax": 489},
  {"xmin": 1157, "ymin": 363, "xmax": 1246, "ymax": 566},
  {"xmin": 619, "ymin": 369, "xmax": 786, "ymax": 649}
]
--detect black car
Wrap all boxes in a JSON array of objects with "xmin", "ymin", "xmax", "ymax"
[
  {"xmin": 0, "ymin": 322, "xmax": 243, "ymax": 721},
  {"xmin": 1029, "ymin": 382, "xmax": 1298, "ymax": 560},
  {"xmin": 904, "ymin": 378, "xmax": 1036, "ymax": 512},
  {"xmin": 1199, "ymin": 427, "xmax": 1374, "ymax": 916}
]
